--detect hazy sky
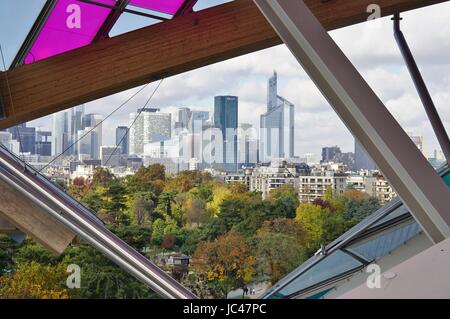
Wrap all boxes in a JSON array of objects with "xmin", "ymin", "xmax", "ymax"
[{"xmin": 1, "ymin": 0, "xmax": 449, "ymax": 158}]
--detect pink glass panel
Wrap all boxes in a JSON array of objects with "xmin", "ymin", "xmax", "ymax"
[
  {"xmin": 129, "ymin": 0, "xmax": 186, "ymax": 15},
  {"xmin": 25, "ymin": 0, "xmax": 115, "ymax": 64}
]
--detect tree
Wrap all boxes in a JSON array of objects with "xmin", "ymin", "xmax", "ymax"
[
  {"xmin": 0, "ymin": 262, "xmax": 71, "ymax": 299},
  {"xmin": 295, "ymin": 202, "xmax": 327, "ymax": 252},
  {"xmin": 92, "ymin": 167, "xmax": 114, "ymax": 188},
  {"xmin": 62, "ymin": 245, "xmax": 157, "ymax": 299},
  {"xmin": 192, "ymin": 232, "xmax": 256, "ymax": 298},
  {"xmin": 161, "ymin": 234, "xmax": 176, "ymax": 250},
  {"xmin": 68, "ymin": 177, "xmax": 90, "ymax": 200},
  {"xmin": 257, "ymin": 218, "xmax": 305, "ymax": 241},
  {"xmin": 256, "ymin": 232, "xmax": 307, "ymax": 284},
  {"xmin": 132, "ymin": 192, "xmax": 156, "ymax": 225},
  {"xmin": 268, "ymin": 184, "xmax": 300, "ymax": 218},
  {"xmin": 185, "ymin": 196, "xmax": 210, "ymax": 226},
  {"xmin": 157, "ymin": 191, "xmax": 177, "ymax": 218}
]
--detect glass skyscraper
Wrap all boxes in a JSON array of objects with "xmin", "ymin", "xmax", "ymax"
[
  {"xmin": 260, "ymin": 71, "xmax": 294, "ymax": 163},
  {"xmin": 214, "ymin": 96, "xmax": 238, "ymax": 171},
  {"xmin": 116, "ymin": 126, "xmax": 129, "ymax": 155}
]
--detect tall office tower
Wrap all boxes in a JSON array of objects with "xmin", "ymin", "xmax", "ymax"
[
  {"xmin": 116, "ymin": 126, "xmax": 129, "ymax": 155},
  {"xmin": 238, "ymin": 123, "xmax": 258, "ymax": 167},
  {"xmin": 8, "ymin": 123, "xmax": 36, "ymax": 154},
  {"xmin": 190, "ymin": 110, "xmax": 209, "ymax": 133},
  {"xmin": 70, "ymin": 105, "xmax": 85, "ymax": 154},
  {"xmin": 354, "ymin": 139, "xmax": 377, "ymax": 171},
  {"xmin": 129, "ymin": 108, "xmax": 172, "ymax": 156},
  {"xmin": 35, "ymin": 130, "xmax": 52, "ymax": 156},
  {"xmin": 267, "ymin": 71, "xmax": 278, "ymax": 110},
  {"xmin": 214, "ymin": 96, "xmax": 238, "ymax": 171},
  {"xmin": 321, "ymin": 146, "xmax": 341, "ymax": 163},
  {"xmin": 176, "ymin": 107, "xmax": 192, "ymax": 130},
  {"xmin": 260, "ymin": 72, "xmax": 295, "ymax": 163},
  {"xmin": 79, "ymin": 113, "xmax": 103, "ymax": 159},
  {"xmin": 52, "ymin": 110, "xmax": 71, "ymax": 156}
]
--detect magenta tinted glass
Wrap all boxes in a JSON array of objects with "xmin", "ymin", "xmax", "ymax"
[
  {"xmin": 25, "ymin": 0, "xmax": 115, "ymax": 64},
  {"xmin": 128, "ymin": 0, "xmax": 186, "ymax": 15}
]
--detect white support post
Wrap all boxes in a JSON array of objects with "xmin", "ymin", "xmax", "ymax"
[{"xmin": 254, "ymin": 0, "xmax": 450, "ymax": 243}]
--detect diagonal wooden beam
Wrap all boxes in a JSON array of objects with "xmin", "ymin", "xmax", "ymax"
[{"xmin": 0, "ymin": 0, "xmax": 448, "ymax": 128}]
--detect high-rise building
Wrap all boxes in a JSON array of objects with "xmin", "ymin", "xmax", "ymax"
[
  {"xmin": 190, "ymin": 111, "xmax": 209, "ymax": 133},
  {"xmin": 238, "ymin": 123, "xmax": 258, "ymax": 166},
  {"xmin": 71, "ymin": 105, "xmax": 85, "ymax": 155},
  {"xmin": 176, "ymin": 107, "xmax": 192, "ymax": 130},
  {"xmin": 354, "ymin": 139, "xmax": 377, "ymax": 171},
  {"xmin": 35, "ymin": 130, "xmax": 52, "ymax": 156},
  {"xmin": 116, "ymin": 126, "xmax": 129, "ymax": 155},
  {"xmin": 321, "ymin": 146, "xmax": 341, "ymax": 163},
  {"xmin": 267, "ymin": 71, "xmax": 278, "ymax": 111},
  {"xmin": 78, "ymin": 113, "xmax": 103, "ymax": 159},
  {"xmin": 7, "ymin": 123, "xmax": 36, "ymax": 154},
  {"xmin": 52, "ymin": 110, "xmax": 71, "ymax": 156},
  {"xmin": 214, "ymin": 96, "xmax": 238, "ymax": 171},
  {"xmin": 129, "ymin": 108, "xmax": 171, "ymax": 155},
  {"xmin": 100, "ymin": 145, "xmax": 121, "ymax": 167},
  {"xmin": 260, "ymin": 72, "xmax": 294, "ymax": 163}
]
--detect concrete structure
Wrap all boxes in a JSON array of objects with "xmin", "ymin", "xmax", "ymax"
[
  {"xmin": 250, "ymin": 161, "xmax": 298, "ymax": 199},
  {"xmin": 365, "ymin": 175, "xmax": 397, "ymax": 204},
  {"xmin": 100, "ymin": 145, "xmax": 121, "ymax": 167},
  {"xmin": 298, "ymin": 171, "xmax": 348, "ymax": 202},
  {"xmin": 129, "ymin": 108, "xmax": 171, "ymax": 156}
]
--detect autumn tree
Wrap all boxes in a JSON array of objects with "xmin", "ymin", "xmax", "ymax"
[
  {"xmin": 0, "ymin": 262, "xmax": 71, "ymax": 299},
  {"xmin": 92, "ymin": 167, "xmax": 114, "ymax": 188},
  {"xmin": 192, "ymin": 232, "xmax": 256, "ymax": 298}
]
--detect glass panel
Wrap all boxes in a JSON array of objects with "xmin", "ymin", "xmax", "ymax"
[
  {"xmin": 25, "ymin": 0, "xmax": 115, "ymax": 64},
  {"xmin": 128, "ymin": 0, "xmax": 186, "ymax": 15},
  {"xmin": 348, "ymin": 222, "xmax": 420, "ymax": 262},
  {"xmin": 443, "ymin": 172, "xmax": 450, "ymax": 187},
  {"xmin": 277, "ymin": 250, "xmax": 362, "ymax": 297}
]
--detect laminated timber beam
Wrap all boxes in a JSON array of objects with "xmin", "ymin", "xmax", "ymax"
[
  {"xmin": 0, "ymin": 216, "xmax": 16, "ymax": 233},
  {"xmin": 0, "ymin": 0, "xmax": 448, "ymax": 128},
  {"xmin": 0, "ymin": 179, "xmax": 76, "ymax": 254}
]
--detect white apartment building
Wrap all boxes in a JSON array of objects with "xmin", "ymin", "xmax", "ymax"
[
  {"xmin": 250, "ymin": 162, "xmax": 298, "ymax": 199},
  {"xmin": 298, "ymin": 171, "xmax": 348, "ymax": 202},
  {"xmin": 364, "ymin": 175, "xmax": 397, "ymax": 204},
  {"xmin": 225, "ymin": 168, "xmax": 253, "ymax": 189}
]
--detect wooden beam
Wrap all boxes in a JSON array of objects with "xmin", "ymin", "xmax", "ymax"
[
  {"xmin": 0, "ymin": 0, "xmax": 447, "ymax": 128},
  {"xmin": 0, "ymin": 179, "xmax": 76, "ymax": 254},
  {"xmin": 0, "ymin": 216, "xmax": 16, "ymax": 233}
]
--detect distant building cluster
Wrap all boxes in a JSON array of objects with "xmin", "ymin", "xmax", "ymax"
[{"xmin": 0, "ymin": 71, "xmax": 445, "ymax": 193}]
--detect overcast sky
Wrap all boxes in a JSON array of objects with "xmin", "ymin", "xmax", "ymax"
[{"xmin": 1, "ymin": 0, "xmax": 449, "ymax": 158}]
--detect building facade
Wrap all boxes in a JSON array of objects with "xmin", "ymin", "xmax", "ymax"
[
  {"xmin": 214, "ymin": 96, "xmax": 238, "ymax": 172},
  {"xmin": 260, "ymin": 72, "xmax": 295, "ymax": 163}
]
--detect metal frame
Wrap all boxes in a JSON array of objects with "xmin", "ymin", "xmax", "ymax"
[
  {"xmin": 10, "ymin": 0, "xmax": 57, "ymax": 68},
  {"xmin": 93, "ymin": 0, "xmax": 131, "ymax": 41},
  {"xmin": 393, "ymin": 14, "xmax": 450, "ymax": 164},
  {"xmin": 253, "ymin": 0, "xmax": 450, "ymax": 243}
]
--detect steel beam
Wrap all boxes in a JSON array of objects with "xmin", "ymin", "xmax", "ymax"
[{"xmin": 253, "ymin": 0, "xmax": 450, "ymax": 243}]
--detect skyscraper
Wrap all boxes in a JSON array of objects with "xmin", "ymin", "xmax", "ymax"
[
  {"xmin": 79, "ymin": 113, "xmax": 103, "ymax": 159},
  {"xmin": 7, "ymin": 123, "xmax": 36, "ymax": 154},
  {"xmin": 354, "ymin": 139, "xmax": 377, "ymax": 171},
  {"xmin": 321, "ymin": 146, "xmax": 341, "ymax": 163},
  {"xmin": 129, "ymin": 108, "xmax": 171, "ymax": 155},
  {"xmin": 214, "ymin": 96, "xmax": 238, "ymax": 171},
  {"xmin": 52, "ymin": 110, "xmax": 71, "ymax": 156},
  {"xmin": 260, "ymin": 72, "xmax": 294, "ymax": 163},
  {"xmin": 36, "ymin": 130, "xmax": 52, "ymax": 156},
  {"xmin": 116, "ymin": 126, "xmax": 129, "ymax": 155}
]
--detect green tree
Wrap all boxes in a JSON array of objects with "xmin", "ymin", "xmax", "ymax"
[
  {"xmin": 256, "ymin": 232, "xmax": 307, "ymax": 284},
  {"xmin": 92, "ymin": 167, "xmax": 114, "ymax": 188},
  {"xmin": 268, "ymin": 184, "xmax": 300, "ymax": 218},
  {"xmin": 132, "ymin": 192, "xmax": 156, "ymax": 225}
]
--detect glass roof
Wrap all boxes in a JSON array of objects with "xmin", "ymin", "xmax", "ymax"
[
  {"xmin": 262, "ymin": 165, "xmax": 450, "ymax": 299},
  {"xmin": 129, "ymin": 0, "xmax": 186, "ymax": 15},
  {"xmin": 19, "ymin": 0, "xmax": 199, "ymax": 66},
  {"xmin": 25, "ymin": 0, "xmax": 115, "ymax": 64}
]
